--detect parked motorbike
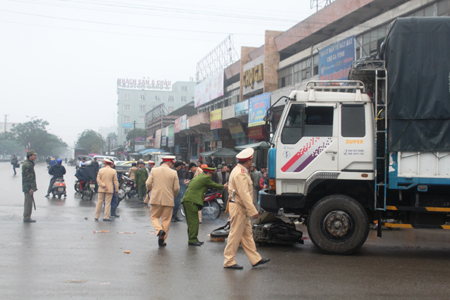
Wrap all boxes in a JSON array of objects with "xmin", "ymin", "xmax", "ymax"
[
  {"xmin": 180, "ymin": 189, "xmax": 222, "ymax": 220},
  {"xmin": 118, "ymin": 174, "xmax": 136, "ymax": 200},
  {"xmin": 81, "ymin": 180, "xmax": 96, "ymax": 201},
  {"xmin": 50, "ymin": 177, "xmax": 66, "ymax": 199}
]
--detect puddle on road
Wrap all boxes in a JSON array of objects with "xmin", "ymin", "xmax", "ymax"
[{"xmin": 65, "ymin": 279, "xmax": 87, "ymax": 283}]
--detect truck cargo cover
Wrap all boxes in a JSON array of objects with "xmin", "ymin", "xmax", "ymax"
[{"xmin": 381, "ymin": 17, "xmax": 450, "ymax": 151}]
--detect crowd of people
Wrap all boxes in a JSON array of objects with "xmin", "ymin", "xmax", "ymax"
[{"xmin": 19, "ymin": 148, "xmax": 270, "ymax": 270}]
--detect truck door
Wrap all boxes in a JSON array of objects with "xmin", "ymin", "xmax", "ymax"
[{"xmin": 277, "ymin": 103, "xmax": 338, "ymax": 185}]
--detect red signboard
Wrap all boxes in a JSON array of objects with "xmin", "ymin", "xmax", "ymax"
[{"xmin": 247, "ymin": 125, "xmax": 266, "ymax": 140}]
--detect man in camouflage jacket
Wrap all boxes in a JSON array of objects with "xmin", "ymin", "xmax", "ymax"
[{"xmin": 22, "ymin": 150, "xmax": 38, "ymax": 222}]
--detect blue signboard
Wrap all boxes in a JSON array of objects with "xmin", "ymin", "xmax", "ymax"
[
  {"xmin": 235, "ymin": 100, "xmax": 248, "ymax": 117},
  {"xmin": 319, "ymin": 36, "xmax": 355, "ymax": 81},
  {"xmin": 248, "ymin": 92, "xmax": 270, "ymax": 127},
  {"xmin": 213, "ymin": 130, "xmax": 220, "ymax": 141},
  {"xmin": 122, "ymin": 123, "xmax": 133, "ymax": 128}
]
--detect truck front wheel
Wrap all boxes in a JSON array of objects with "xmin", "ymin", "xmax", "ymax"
[{"xmin": 307, "ymin": 194, "xmax": 369, "ymax": 255}]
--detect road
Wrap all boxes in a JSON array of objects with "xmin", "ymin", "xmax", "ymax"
[{"xmin": 1, "ymin": 161, "xmax": 450, "ymax": 299}]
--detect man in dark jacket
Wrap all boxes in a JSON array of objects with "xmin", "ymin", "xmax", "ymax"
[
  {"xmin": 46, "ymin": 158, "xmax": 66, "ymax": 197},
  {"xmin": 11, "ymin": 155, "xmax": 19, "ymax": 175},
  {"xmin": 92, "ymin": 157, "xmax": 99, "ymax": 192},
  {"xmin": 22, "ymin": 150, "xmax": 37, "ymax": 222},
  {"xmin": 181, "ymin": 165, "xmax": 227, "ymax": 246},
  {"xmin": 172, "ymin": 161, "xmax": 186, "ymax": 222}
]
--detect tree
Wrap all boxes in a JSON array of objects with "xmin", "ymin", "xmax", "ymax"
[
  {"xmin": 9, "ymin": 119, "xmax": 68, "ymax": 157},
  {"xmin": 126, "ymin": 128, "xmax": 147, "ymax": 142},
  {"xmin": 0, "ymin": 132, "xmax": 23, "ymax": 156},
  {"xmin": 76, "ymin": 130, "xmax": 105, "ymax": 154}
]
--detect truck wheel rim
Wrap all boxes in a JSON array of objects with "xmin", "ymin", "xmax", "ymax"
[{"xmin": 322, "ymin": 211, "xmax": 353, "ymax": 241}]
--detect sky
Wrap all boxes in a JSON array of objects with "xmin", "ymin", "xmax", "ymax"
[{"xmin": 0, "ymin": 0, "xmax": 316, "ymax": 147}]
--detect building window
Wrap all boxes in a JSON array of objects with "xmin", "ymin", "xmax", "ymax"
[
  {"xmin": 181, "ymin": 96, "xmax": 187, "ymax": 102},
  {"xmin": 139, "ymin": 95, "xmax": 146, "ymax": 101},
  {"xmin": 313, "ymin": 54, "xmax": 319, "ymax": 76},
  {"xmin": 278, "ymin": 67, "xmax": 292, "ymax": 88},
  {"xmin": 168, "ymin": 107, "xmax": 174, "ymax": 113},
  {"xmin": 123, "ymin": 94, "xmax": 131, "ymax": 101},
  {"xmin": 140, "ymin": 105, "xmax": 146, "ymax": 112},
  {"xmin": 124, "ymin": 104, "xmax": 131, "ymax": 111},
  {"xmin": 181, "ymin": 86, "xmax": 187, "ymax": 91},
  {"xmin": 124, "ymin": 116, "xmax": 130, "ymax": 122},
  {"xmin": 154, "ymin": 96, "xmax": 161, "ymax": 101},
  {"xmin": 139, "ymin": 116, "xmax": 145, "ymax": 124},
  {"xmin": 356, "ymin": 25, "xmax": 388, "ymax": 59},
  {"xmin": 168, "ymin": 96, "xmax": 174, "ymax": 102}
]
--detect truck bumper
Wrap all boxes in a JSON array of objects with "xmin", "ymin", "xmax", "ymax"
[{"xmin": 260, "ymin": 190, "xmax": 306, "ymax": 213}]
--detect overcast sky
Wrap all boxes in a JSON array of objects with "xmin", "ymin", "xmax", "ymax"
[{"xmin": 0, "ymin": 0, "xmax": 316, "ymax": 147}]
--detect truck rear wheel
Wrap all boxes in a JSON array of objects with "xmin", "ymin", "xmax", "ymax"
[{"xmin": 307, "ymin": 194, "xmax": 369, "ymax": 255}]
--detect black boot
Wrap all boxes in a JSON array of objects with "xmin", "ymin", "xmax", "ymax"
[{"xmin": 111, "ymin": 207, "xmax": 120, "ymax": 218}]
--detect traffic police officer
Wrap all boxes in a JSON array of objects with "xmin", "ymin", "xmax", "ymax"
[
  {"xmin": 146, "ymin": 156, "xmax": 180, "ymax": 247},
  {"xmin": 134, "ymin": 160, "xmax": 148, "ymax": 204},
  {"xmin": 223, "ymin": 148, "xmax": 270, "ymax": 269},
  {"xmin": 182, "ymin": 165, "xmax": 227, "ymax": 246}
]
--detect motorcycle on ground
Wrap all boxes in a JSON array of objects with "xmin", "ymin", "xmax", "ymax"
[
  {"xmin": 81, "ymin": 180, "xmax": 96, "ymax": 201},
  {"xmin": 50, "ymin": 177, "xmax": 66, "ymax": 199},
  {"xmin": 180, "ymin": 189, "xmax": 222, "ymax": 220},
  {"xmin": 118, "ymin": 174, "xmax": 137, "ymax": 201}
]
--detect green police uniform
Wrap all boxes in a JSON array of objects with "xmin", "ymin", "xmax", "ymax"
[
  {"xmin": 182, "ymin": 173, "xmax": 224, "ymax": 243},
  {"xmin": 134, "ymin": 167, "xmax": 148, "ymax": 202},
  {"xmin": 22, "ymin": 159, "xmax": 37, "ymax": 221}
]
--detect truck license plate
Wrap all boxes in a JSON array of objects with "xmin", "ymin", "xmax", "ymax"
[
  {"xmin": 90, "ymin": 184, "xmax": 95, "ymax": 189},
  {"xmin": 125, "ymin": 187, "xmax": 131, "ymax": 191},
  {"xmin": 58, "ymin": 188, "xmax": 64, "ymax": 192}
]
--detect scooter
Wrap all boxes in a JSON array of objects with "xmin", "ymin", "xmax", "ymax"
[
  {"xmin": 81, "ymin": 180, "xmax": 96, "ymax": 201},
  {"xmin": 118, "ymin": 174, "xmax": 136, "ymax": 200},
  {"xmin": 180, "ymin": 189, "xmax": 222, "ymax": 220},
  {"xmin": 210, "ymin": 212, "xmax": 304, "ymax": 246},
  {"xmin": 50, "ymin": 177, "xmax": 66, "ymax": 199}
]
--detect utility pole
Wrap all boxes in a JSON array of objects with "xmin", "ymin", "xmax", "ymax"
[
  {"xmin": 4, "ymin": 114, "xmax": 9, "ymax": 132},
  {"xmin": 132, "ymin": 120, "xmax": 136, "ymax": 152}
]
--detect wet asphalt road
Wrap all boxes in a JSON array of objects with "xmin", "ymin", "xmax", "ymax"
[{"xmin": 1, "ymin": 161, "xmax": 450, "ymax": 300}]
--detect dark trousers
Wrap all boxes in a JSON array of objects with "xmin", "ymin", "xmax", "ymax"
[
  {"xmin": 23, "ymin": 192, "xmax": 34, "ymax": 220},
  {"xmin": 183, "ymin": 202, "xmax": 202, "ymax": 243},
  {"xmin": 47, "ymin": 178, "xmax": 56, "ymax": 195},
  {"xmin": 13, "ymin": 165, "xmax": 17, "ymax": 175},
  {"xmin": 137, "ymin": 184, "xmax": 146, "ymax": 202},
  {"xmin": 173, "ymin": 194, "xmax": 182, "ymax": 219}
]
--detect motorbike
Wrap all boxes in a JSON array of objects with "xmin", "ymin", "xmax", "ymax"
[
  {"xmin": 118, "ymin": 174, "xmax": 137, "ymax": 200},
  {"xmin": 81, "ymin": 180, "xmax": 96, "ymax": 201},
  {"xmin": 210, "ymin": 212, "xmax": 304, "ymax": 246},
  {"xmin": 50, "ymin": 177, "xmax": 66, "ymax": 198},
  {"xmin": 180, "ymin": 189, "xmax": 222, "ymax": 220}
]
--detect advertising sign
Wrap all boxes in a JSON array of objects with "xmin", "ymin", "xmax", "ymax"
[
  {"xmin": 248, "ymin": 92, "xmax": 270, "ymax": 127},
  {"xmin": 135, "ymin": 145, "xmax": 145, "ymax": 151},
  {"xmin": 154, "ymin": 129, "xmax": 161, "ymax": 149},
  {"xmin": 135, "ymin": 137, "xmax": 146, "ymax": 142},
  {"xmin": 235, "ymin": 100, "xmax": 248, "ymax": 117},
  {"xmin": 213, "ymin": 129, "xmax": 220, "ymax": 141},
  {"xmin": 174, "ymin": 118, "xmax": 180, "ymax": 133},
  {"xmin": 222, "ymin": 105, "xmax": 235, "ymax": 120},
  {"xmin": 229, "ymin": 123, "xmax": 245, "ymax": 139},
  {"xmin": 242, "ymin": 55, "xmax": 264, "ymax": 96},
  {"xmin": 194, "ymin": 71, "xmax": 224, "ymax": 108},
  {"xmin": 247, "ymin": 126, "xmax": 266, "ymax": 140},
  {"xmin": 168, "ymin": 125, "xmax": 174, "ymax": 147},
  {"xmin": 122, "ymin": 123, "xmax": 133, "ymax": 128},
  {"xmin": 203, "ymin": 132, "xmax": 214, "ymax": 142},
  {"xmin": 319, "ymin": 36, "xmax": 355, "ymax": 81},
  {"xmin": 210, "ymin": 109, "xmax": 222, "ymax": 130},
  {"xmin": 179, "ymin": 115, "xmax": 187, "ymax": 131}
]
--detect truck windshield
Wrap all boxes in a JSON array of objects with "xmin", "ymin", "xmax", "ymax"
[
  {"xmin": 281, "ymin": 104, "xmax": 305, "ymax": 144},
  {"xmin": 269, "ymin": 105, "xmax": 285, "ymax": 145}
]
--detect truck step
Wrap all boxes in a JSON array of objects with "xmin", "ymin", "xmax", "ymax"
[
  {"xmin": 386, "ymin": 206, "xmax": 450, "ymax": 212},
  {"xmin": 385, "ymin": 223, "xmax": 450, "ymax": 229}
]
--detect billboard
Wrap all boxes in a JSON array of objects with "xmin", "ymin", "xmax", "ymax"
[
  {"xmin": 179, "ymin": 115, "xmax": 187, "ymax": 131},
  {"xmin": 230, "ymin": 123, "xmax": 245, "ymax": 139},
  {"xmin": 248, "ymin": 92, "xmax": 270, "ymax": 127},
  {"xmin": 319, "ymin": 36, "xmax": 355, "ymax": 81},
  {"xmin": 210, "ymin": 109, "xmax": 222, "ymax": 130},
  {"xmin": 168, "ymin": 125, "xmax": 174, "ymax": 147},
  {"xmin": 235, "ymin": 100, "xmax": 248, "ymax": 117},
  {"xmin": 194, "ymin": 71, "xmax": 224, "ymax": 108}
]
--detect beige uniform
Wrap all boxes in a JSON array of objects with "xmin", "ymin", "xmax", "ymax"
[
  {"xmin": 95, "ymin": 165, "xmax": 119, "ymax": 220},
  {"xmin": 128, "ymin": 166, "xmax": 138, "ymax": 180},
  {"xmin": 146, "ymin": 164, "xmax": 180, "ymax": 242},
  {"xmin": 223, "ymin": 163, "xmax": 262, "ymax": 267}
]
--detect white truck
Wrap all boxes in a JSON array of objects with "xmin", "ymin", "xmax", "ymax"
[{"xmin": 260, "ymin": 17, "xmax": 450, "ymax": 254}]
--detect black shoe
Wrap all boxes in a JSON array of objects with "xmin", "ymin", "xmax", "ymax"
[
  {"xmin": 175, "ymin": 217, "xmax": 183, "ymax": 222},
  {"xmin": 45, "ymin": 194, "xmax": 50, "ymax": 197},
  {"xmin": 171, "ymin": 218, "xmax": 177, "ymax": 222},
  {"xmin": 111, "ymin": 214, "xmax": 120, "ymax": 218},
  {"xmin": 159, "ymin": 243, "xmax": 167, "ymax": 247},
  {"xmin": 23, "ymin": 219, "xmax": 36, "ymax": 223},
  {"xmin": 188, "ymin": 242, "xmax": 203, "ymax": 246},
  {"xmin": 158, "ymin": 230, "xmax": 166, "ymax": 246},
  {"xmin": 252, "ymin": 258, "xmax": 270, "ymax": 267},
  {"xmin": 94, "ymin": 218, "xmax": 98, "ymax": 221},
  {"xmin": 103, "ymin": 218, "xmax": 113, "ymax": 222},
  {"xmin": 224, "ymin": 264, "xmax": 243, "ymax": 270},
  {"xmin": 199, "ymin": 241, "xmax": 204, "ymax": 245}
]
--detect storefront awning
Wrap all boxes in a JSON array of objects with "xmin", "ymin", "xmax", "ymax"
[
  {"xmin": 139, "ymin": 148, "xmax": 164, "ymax": 154},
  {"xmin": 234, "ymin": 141, "xmax": 270, "ymax": 151},
  {"xmin": 199, "ymin": 148, "xmax": 239, "ymax": 158}
]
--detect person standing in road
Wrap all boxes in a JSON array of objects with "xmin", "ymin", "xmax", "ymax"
[
  {"xmin": 134, "ymin": 160, "xmax": 148, "ymax": 204},
  {"xmin": 45, "ymin": 158, "xmax": 66, "ymax": 197},
  {"xmin": 223, "ymin": 148, "xmax": 270, "ymax": 270},
  {"xmin": 172, "ymin": 161, "xmax": 185, "ymax": 222},
  {"xmin": 128, "ymin": 162, "xmax": 138, "ymax": 180},
  {"xmin": 22, "ymin": 150, "xmax": 38, "ymax": 223},
  {"xmin": 182, "ymin": 165, "xmax": 227, "ymax": 246},
  {"xmin": 187, "ymin": 162, "xmax": 204, "ymax": 223},
  {"xmin": 92, "ymin": 157, "xmax": 99, "ymax": 192},
  {"xmin": 249, "ymin": 163, "xmax": 261, "ymax": 211},
  {"xmin": 146, "ymin": 156, "xmax": 180, "ymax": 247},
  {"xmin": 95, "ymin": 158, "xmax": 119, "ymax": 221},
  {"xmin": 11, "ymin": 155, "xmax": 19, "ymax": 175}
]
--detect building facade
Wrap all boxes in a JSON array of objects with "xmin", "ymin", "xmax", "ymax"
[{"xmin": 116, "ymin": 80, "xmax": 195, "ymax": 145}]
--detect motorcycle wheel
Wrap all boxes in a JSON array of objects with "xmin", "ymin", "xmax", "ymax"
[
  {"xmin": 180, "ymin": 205, "xmax": 186, "ymax": 217},
  {"xmin": 74, "ymin": 183, "xmax": 80, "ymax": 193},
  {"xmin": 204, "ymin": 199, "xmax": 221, "ymax": 220},
  {"xmin": 88, "ymin": 190, "xmax": 93, "ymax": 201},
  {"xmin": 118, "ymin": 189, "xmax": 126, "ymax": 201}
]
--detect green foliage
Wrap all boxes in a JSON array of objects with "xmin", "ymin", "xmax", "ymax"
[
  {"xmin": 9, "ymin": 119, "xmax": 68, "ymax": 157},
  {"xmin": 76, "ymin": 130, "xmax": 105, "ymax": 154},
  {"xmin": 126, "ymin": 128, "xmax": 147, "ymax": 141},
  {"xmin": 0, "ymin": 132, "xmax": 23, "ymax": 156}
]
